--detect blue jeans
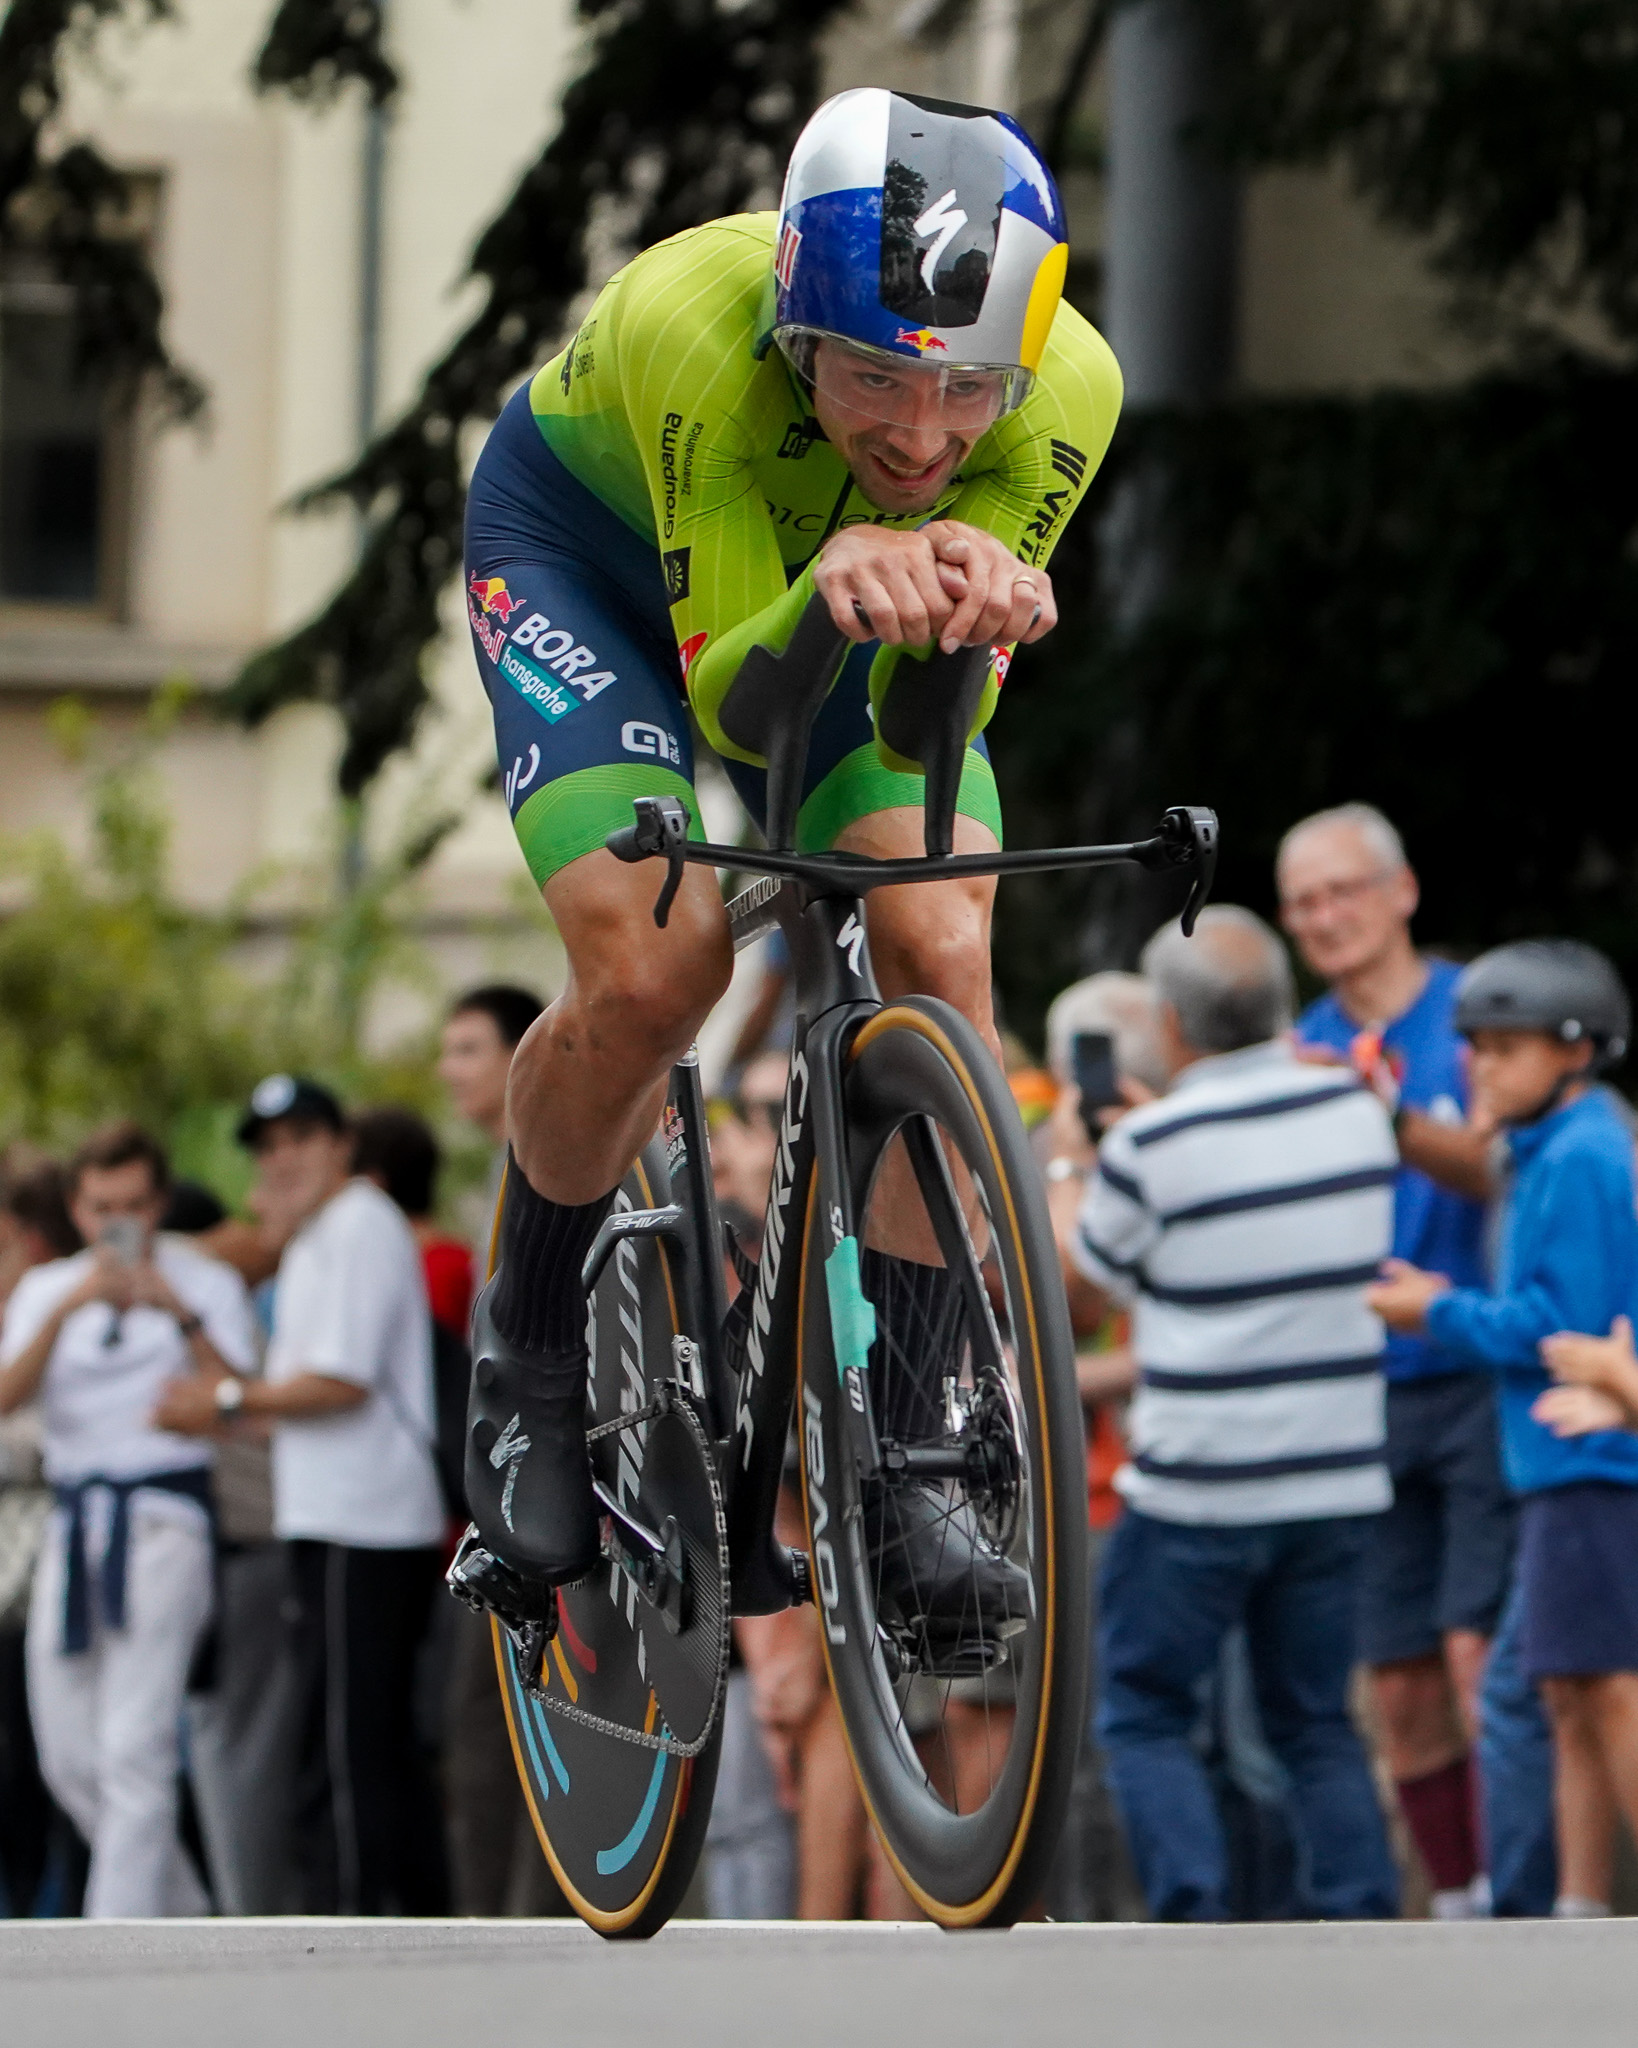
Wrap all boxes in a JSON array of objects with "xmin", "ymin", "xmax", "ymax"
[
  {"xmin": 1479, "ymin": 1572, "xmax": 1557, "ymax": 1915},
  {"xmin": 1097, "ymin": 1508, "xmax": 1399, "ymax": 1922}
]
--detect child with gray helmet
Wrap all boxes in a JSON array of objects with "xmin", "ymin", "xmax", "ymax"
[{"xmin": 1368, "ymin": 940, "xmax": 1638, "ymax": 1917}]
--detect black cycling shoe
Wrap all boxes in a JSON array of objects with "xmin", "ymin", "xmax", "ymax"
[
  {"xmin": 464, "ymin": 1275, "xmax": 601, "ymax": 1587},
  {"xmin": 864, "ymin": 1479, "xmax": 1029, "ymax": 1662}
]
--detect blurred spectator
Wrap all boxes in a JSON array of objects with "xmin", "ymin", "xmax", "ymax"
[
  {"xmin": 165, "ymin": 1179, "xmax": 300, "ymax": 1917},
  {"xmin": 1038, "ymin": 975, "xmax": 1155, "ymax": 1922},
  {"xmin": 1281, "ymin": 802, "xmax": 1518, "ymax": 1916},
  {"xmin": 0, "ymin": 1123, "xmax": 255, "ymax": 1917},
  {"xmin": 1370, "ymin": 941, "xmax": 1638, "ymax": 1920},
  {"xmin": 711, "ymin": 1051, "xmax": 790, "ymax": 1252},
  {"xmin": 1058, "ymin": 908, "xmax": 1400, "ymax": 1922},
  {"xmin": 703, "ymin": 1055, "xmax": 799, "ymax": 1920},
  {"xmin": 1044, "ymin": 971, "xmax": 1170, "ymax": 1109},
  {"xmin": 0, "ymin": 1156, "xmax": 84, "ymax": 1918},
  {"xmin": 160, "ymin": 1180, "xmax": 227, "ymax": 1236},
  {"xmin": 725, "ymin": 931, "xmax": 793, "ymax": 1072},
  {"xmin": 156, "ymin": 1075, "xmax": 449, "ymax": 1915},
  {"xmin": 438, "ymin": 983, "xmax": 544, "ymax": 1237},
  {"xmin": 707, "ymin": 1055, "xmax": 908, "ymax": 1920},
  {"xmin": 352, "ymin": 1107, "xmax": 474, "ymax": 1339},
  {"xmin": 436, "ymin": 986, "xmax": 559, "ymax": 1918},
  {"xmin": 1, "ymin": 1155, "xmax": 83, "ymax": 1302},
  {"xmin": 352, "ymin": 1107, "xmax": 474, "ymax": 1526}
]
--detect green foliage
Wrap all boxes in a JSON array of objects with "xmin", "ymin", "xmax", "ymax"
[
  {"xmin": 1210, "ymin": 0, "xmax": 1638, "ymax": 353},
  {"xmin": 0, "ymin": 0, "xmax": 203, "ymax": 416},
  {"xmin": 0, "ymin": 705, "xmax": 455, "ymax": 1198},
  {"xmin": 989, "ymin": 356, "xmax": 1638, "ymax": 1043},
  {"xmin": 229, "ymin": 0, "xmax": 849, "ymax": 793},
  {"xmin": 255, "ymin": 0, "xmax": 397, "ymax": 107}
]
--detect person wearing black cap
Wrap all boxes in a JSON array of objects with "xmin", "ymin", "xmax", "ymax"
[
  {"xmin": 1368, "ymin": 942, "xmax": 1638, "ymax": 1921},
  {"xmin": 156, "ymin": 1074, "xmax": 449, "ymax": 1915}
]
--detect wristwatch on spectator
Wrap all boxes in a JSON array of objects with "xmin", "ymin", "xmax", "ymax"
[
  {"xmin": 213, "ymin": 1375, "xmax": 246, "ymax": 1418},
  {"xmin": 1045, "ymin": 1156, "xmax": 1086, "ymax": 1184}
]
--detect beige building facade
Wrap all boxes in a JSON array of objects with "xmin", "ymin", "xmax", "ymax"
[{"xmin": 0, "ymin": 0, "xmax": 1483, "ymax": 1057}]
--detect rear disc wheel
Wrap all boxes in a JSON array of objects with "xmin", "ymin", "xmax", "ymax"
[{"xmin": 494, "ymin": 1143, "xmax": 721, "ymax": 1938}]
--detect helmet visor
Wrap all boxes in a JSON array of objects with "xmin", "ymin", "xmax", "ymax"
[{"xmin": 777, "ymin": 328, "xmax": 1029, "ymax": 435}]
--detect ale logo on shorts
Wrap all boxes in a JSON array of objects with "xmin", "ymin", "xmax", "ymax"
[
  {"xmin": 662, "ymin": 547, "xmax": 691, "ymax": 604},
  {"xmin": 621, "ymin": 720, "xmax": 681, "ymax": 765}
]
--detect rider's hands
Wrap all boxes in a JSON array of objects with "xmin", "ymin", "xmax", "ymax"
[
  {"xmin": 922, "ymin": 522, "xmax": 1056, "ymax": 654},
  {"xmin": 814, "ymin": 525, "xmax": 957, "ymax": 647},
  {"xmin": 814, "ymin": 520, "xmax": 1054, "ymax": 653}
]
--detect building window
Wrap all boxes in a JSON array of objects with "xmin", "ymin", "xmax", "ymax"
[{"xmin": 0, "ymin": 252, "xmax": 137, "ymax": 618}]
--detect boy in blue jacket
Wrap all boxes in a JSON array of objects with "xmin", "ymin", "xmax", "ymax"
[{"xmin": 1369, "ymin": 940, "xmax": 1638, "ymax": 1918}]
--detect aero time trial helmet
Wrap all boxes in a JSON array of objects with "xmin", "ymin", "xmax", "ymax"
[{"xmin": 772, "ymin": 89, "xmax": 1069, "ymax": 433}]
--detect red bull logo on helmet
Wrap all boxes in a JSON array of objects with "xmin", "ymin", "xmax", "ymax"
[
  {"xmin": 895, "ymin": 328, "xmax": 948, "ymax": 354},
  {"xmin": 468, "ymin": 573, "xmax": 524, "ymax": 622}
]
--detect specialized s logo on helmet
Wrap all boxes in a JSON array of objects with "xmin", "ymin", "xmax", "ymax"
[{"xmin": 772, "ymin": 88, "xmax": 1070, "ymax": 404}]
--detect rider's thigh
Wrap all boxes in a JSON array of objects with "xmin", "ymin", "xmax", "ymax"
[
  {"xmin": 836, "ymin": 807, "xmax": 999, "ymax": 1025},
  {"xmin": 545, "ymin": 846, "xmax": 733, "ymax": 1065}
]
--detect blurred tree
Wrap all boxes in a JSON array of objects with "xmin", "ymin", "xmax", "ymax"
[
  {"xmin": 227, "ymin": 0, "xmax": 847, "ymax": 794},
  {"xmin": 0, "ymin": 697, "xmax": 455, "ymax": 1192},
  {"xmin": 0, "ymin": 0, "xmax": 202, "ymax": 416},
  {"xmin": 984, "ymin": 0, "xmax": 1638, "ymax": 1042}
]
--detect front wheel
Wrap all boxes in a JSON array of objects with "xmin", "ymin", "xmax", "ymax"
[{"xmin": 798, "ymin": 999, "xmax": 1089, "ymax": 1927}]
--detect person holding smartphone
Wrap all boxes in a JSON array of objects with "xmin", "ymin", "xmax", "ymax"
[{"xmin": 0, "ymin": 1122, "xmax": 255, "ymax": 1918}]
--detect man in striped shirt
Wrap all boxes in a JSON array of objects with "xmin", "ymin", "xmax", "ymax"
[{"xmin": 1061, "ymin": 906, "xmax": 1400, "ymax": 1921}]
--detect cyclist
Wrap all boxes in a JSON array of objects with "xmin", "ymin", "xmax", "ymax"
[{"xmin": 462, "ymin": 89, "xmax": 1122, "ymax": 1610}]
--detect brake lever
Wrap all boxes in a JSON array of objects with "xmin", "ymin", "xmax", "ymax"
[
  {"xmin": 607, "ymin": 794, "xmax": 694, "ymax": 928},
  {"xmin": 1132, "ymin": 806, "xmax": 1220, "ymax": 935},
  {"xmin": 1167, "ymin": 806, "xmax": 1219, "ymax": 936}
]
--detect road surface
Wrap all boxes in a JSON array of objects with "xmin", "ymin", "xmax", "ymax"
[{"xmin": 3, "ymin": 1916, "xmax": 1632, "ymax": 2047}]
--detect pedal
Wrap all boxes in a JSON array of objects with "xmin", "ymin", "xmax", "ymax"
[{"xmin": 446, "ymin": 1523, "xmax": 559, "ymax": 1633}]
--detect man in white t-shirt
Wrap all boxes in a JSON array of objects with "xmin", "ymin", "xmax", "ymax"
[
  {"xmin": 156, "ymin": 1074, "xmax": 448, "ymax": 1914},
  {"xmin": 0, "ymin": 1122, "xmax": 255, "ymax": 1918}
]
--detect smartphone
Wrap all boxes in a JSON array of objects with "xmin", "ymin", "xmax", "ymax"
[
  {"xmin": 99, "ymin": 1217, "xmax": 145, "ymax": 1264},
  {"xmin": 1072, "ymin": 1030, "xmax": 1122, "ymax": 1138},
  {"xmin": 97, "ymin": 1216, "xmax": 145, "ymax": 1349}
]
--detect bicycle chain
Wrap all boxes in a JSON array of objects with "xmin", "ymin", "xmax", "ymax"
[{"xmin": 521, "ymin": 1383, "xmax": 730, "ymax": 1761}]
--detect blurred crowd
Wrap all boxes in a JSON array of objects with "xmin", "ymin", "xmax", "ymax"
[{"xmin": 5, "ymin": 800, "xmax": 1638, "ymax": 1924}]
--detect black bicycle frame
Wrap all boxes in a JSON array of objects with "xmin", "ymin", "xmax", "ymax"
[{"xmin": 589, "ymin": 594, "xmax": 1219, "ymax": 1618}]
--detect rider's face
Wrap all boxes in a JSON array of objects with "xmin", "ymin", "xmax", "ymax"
[{"xmin": 809, "ymin": 341, "xmax": 986, "ymax": 514}]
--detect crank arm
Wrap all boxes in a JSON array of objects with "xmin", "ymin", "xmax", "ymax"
[{"xmin": 593, "ymin": 1478, "xmax": 689, "ymax": 1635}]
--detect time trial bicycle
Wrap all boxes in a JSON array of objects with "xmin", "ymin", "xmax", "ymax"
[{"xmin": 450, "ymin": 592, "xmax": 1217, "ymax": 1937}]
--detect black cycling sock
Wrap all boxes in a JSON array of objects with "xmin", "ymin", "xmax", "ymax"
[
  {"xmin": 861, "ymin": 1249, "xmax": 965, "ymax": 1443},
  {"xmin": 488, "ymin": 1155, "xmax": 615, "ymax": 1359}
]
